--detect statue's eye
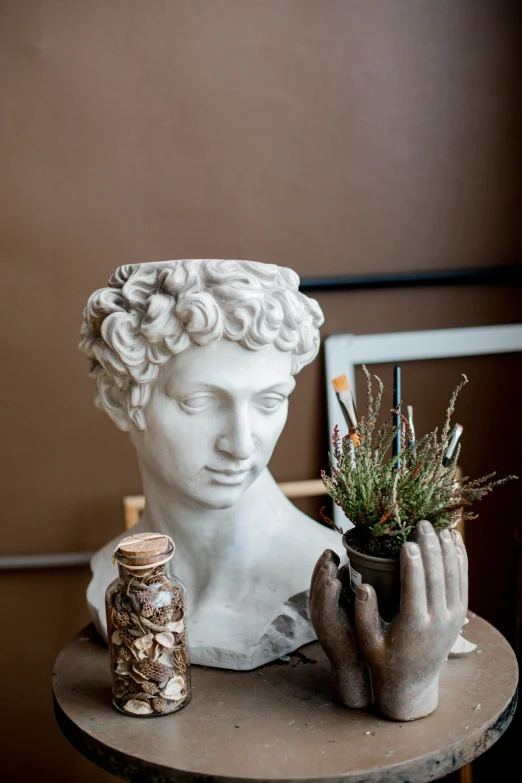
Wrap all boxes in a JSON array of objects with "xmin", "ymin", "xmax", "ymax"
[
  {"xmin": 255, "ymin": 394, "xmax": 286, "ymax": 411},
  {"xmin": 180, "ymin": 395, "xmax": 215, "ymax": 412}
]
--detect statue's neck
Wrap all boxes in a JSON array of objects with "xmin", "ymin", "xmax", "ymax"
[{"xmin": 137, "ymin": 466, "xmax": 291, "ymax": 594}]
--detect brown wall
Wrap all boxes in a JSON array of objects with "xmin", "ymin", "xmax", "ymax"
[{"xmin": 1, "ymin": 1, "xmax": 520, "ymax": 780}]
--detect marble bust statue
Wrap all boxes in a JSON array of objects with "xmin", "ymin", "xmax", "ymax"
[{"xmin": 80, "ymin": 259, "xmax": 341, "ymax": 669}]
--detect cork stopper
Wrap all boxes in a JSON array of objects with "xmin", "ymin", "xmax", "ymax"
[{"xmin": 114, "ymin": 532, "xmax": 174, "ymax": 569}]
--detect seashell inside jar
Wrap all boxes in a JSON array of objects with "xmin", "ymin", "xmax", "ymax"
[{"xmin": 105, "ymin": 532, "xmax": 191, "ymax": 716}]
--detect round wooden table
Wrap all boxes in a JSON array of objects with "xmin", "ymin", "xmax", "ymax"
[{"xmin": 53, "ymin": 614, "xmax": 518, "ymax": 783}]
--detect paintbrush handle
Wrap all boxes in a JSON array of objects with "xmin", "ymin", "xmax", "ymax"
[{"xmin": 393, "ymin": 366, "xmax": 402, "ymax": 467}]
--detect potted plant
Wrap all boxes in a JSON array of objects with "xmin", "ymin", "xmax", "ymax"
[{"xmin": 321, "ymin": 367, "xmax": 517, "ymax": 622}]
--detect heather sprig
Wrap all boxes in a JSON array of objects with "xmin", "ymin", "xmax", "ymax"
[{"xmin": 321, "ymin": 367, "xmax": 517, "ymax": 558}]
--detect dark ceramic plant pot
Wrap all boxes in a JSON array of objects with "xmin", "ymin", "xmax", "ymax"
[{"xmin": 342, "ymin": 529, "xmax": 400, "ymax": 623}]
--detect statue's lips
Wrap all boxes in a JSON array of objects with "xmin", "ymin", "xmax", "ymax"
[{"xmin": 205, "ymin": 467, "xmax": 252, "ymax": 486}]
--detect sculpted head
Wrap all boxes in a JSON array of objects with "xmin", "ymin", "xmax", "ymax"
[{"xmin": 80, "ymin": 260, "xmax": 324, "ymax": 509}]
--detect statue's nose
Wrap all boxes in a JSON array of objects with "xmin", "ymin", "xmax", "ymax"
[{"xmin": 216, "ymin": 406, "xmax": 255, "ymax": 461}]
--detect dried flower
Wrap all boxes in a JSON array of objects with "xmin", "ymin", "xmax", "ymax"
[{"xmin": 124, "ymin": 699, "xmax": 152, "ymax": 715}]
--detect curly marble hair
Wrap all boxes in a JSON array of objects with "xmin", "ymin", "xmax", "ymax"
[{"xmin": 79, "ymin": 259, "xmax": 324, "ymax": 430}]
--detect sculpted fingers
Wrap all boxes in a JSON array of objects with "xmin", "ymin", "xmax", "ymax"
[
  {"xmin": 452, "ymin": 530, "xmax": 469, "ymax": 611},
  {"xmin": 399, "ymin": 542, "xmax": 428, "ymax": 619},
  {"xmin": 310, "ymin": 549, "xmax": 340, "ymax": 606},
  {"xmin": 355, "ymin": 584, "xmax": 384, "ymax": 656},
  {"xmin": 416, "ymin": 520, "xmax": 446, "ymax": 616},
  {"xmin": 438, "ymin": 529, "xmax": 460, "ymax": 611},
  {"xmin": 310, "ymin": 553, "xmax": 344, "ymax": 643},
  {"xmin": 311, "ymin": 574, "xmax": 347, "ymax": 659},
  {"xmin": 313, "ymin": 573, "xmax": 342, "ymax": 626}
]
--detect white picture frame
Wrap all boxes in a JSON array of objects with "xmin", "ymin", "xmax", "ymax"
[{"xmin": 324, "ymin": 323, "xmax": 522, "ymax": 529}]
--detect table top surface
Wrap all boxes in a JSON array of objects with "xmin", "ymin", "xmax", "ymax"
[{"xmin": 53, "ymin": 614, "xmax": 518, "ymax": 783}]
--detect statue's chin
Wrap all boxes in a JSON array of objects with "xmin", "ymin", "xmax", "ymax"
[
  {"xmin": 181, "ymin": 482, "xmax": 253, "ymax": 511},
  {"xmin": 191, "ymin": 469, "xmax": 264, "ymax": 510},
  {"xmin": 141, "ymin": 465, "xmax": 263, "ymax": 512}
]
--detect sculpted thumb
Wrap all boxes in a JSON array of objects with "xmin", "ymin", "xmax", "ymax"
[{"xmin": 355, "ymin": 584, "xmax": 384, "ymax": 653}]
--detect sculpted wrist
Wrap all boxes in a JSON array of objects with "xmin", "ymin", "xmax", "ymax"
[
  {"xmin": 370, "ymin": 671, "xmax": 440, "ymax": 721},
  {"xmin": 330, "ymin": 659, "xmax": 372, "ymax": 709}
]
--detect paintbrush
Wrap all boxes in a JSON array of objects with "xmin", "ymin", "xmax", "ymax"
[
  {"xmin": 443, "ymin": 424, "xmax": 464, "ymax": 467},
  {"xmin": 406, "ymin": 404, "xmax": 416, "ymax": 448},
  {"xmin": 331, "ymin": 374, "xmax": 360, "ymax": 447},
  {"xmin": 393, "ymin": 365, "xmax": 402, "ymax": 468}
]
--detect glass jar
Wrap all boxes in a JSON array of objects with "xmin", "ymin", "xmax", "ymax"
[{"xmin": 105, "ymin": 532, "xmax": 191, "ymax": 716}]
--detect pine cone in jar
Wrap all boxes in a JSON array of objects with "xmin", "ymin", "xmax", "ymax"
[
  {"xmin": 132, "ymin": 590, "xmax": 155, "ymax": 617},
  {"xmin": 151, "ymin": 605, "xmax": 172, "ymax": 626},
  {"xmin": 140, "ymin": 601, "xmax": 155, "ymax": 618},
  {"xmin": 114, "ymin": 678, "xmax": 131, "ymax": 699},
  {"xmin": 141, "ymin": 681, "xmax": 159, "ymax": 695},
  {"xmin": 112, "ymin": 609, "xmax": 131, "ymax": 628},
  {"xmin": 138, "ymin": 660, "xmax": 172, "ymax": 683},
  {"xmin": 151, "ymin": 697, "xmax": 169, "ymax": 713},
  {"xmin": 133, "ymin": 588, "xmax": 155, "ymax": 606},
  {"xmin": 112, "ymin": 629, "xmax": 135, "ymax": 648},
  {"xmin": 116, "ymin": 645, "xmax": 134, "ymax": 663}
]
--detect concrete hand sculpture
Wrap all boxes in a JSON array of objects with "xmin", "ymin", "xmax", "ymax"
[
  {"xmin": 310, "ymin": 550, "xmax": 371, "ymax": 709},
  {"xmin": 311, "ymin": 521, "xmax": 468, "ymax": 720},
  {"xmin": 80, "ymin": 259, "xmax": 342, "ymax": 670}
]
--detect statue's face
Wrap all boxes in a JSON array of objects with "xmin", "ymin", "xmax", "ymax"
[{"xmin": 131, "ymin": 340, "xmax": 295, "ymax": 510}]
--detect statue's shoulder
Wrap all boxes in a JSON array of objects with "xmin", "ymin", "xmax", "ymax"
[
  {"xmin": 90, "ymin": 523, "xmax": 146, "ymax": 570},
  {"xmin": 278, "ymin": 503, "xmax": 345, "ymax": 561}
]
